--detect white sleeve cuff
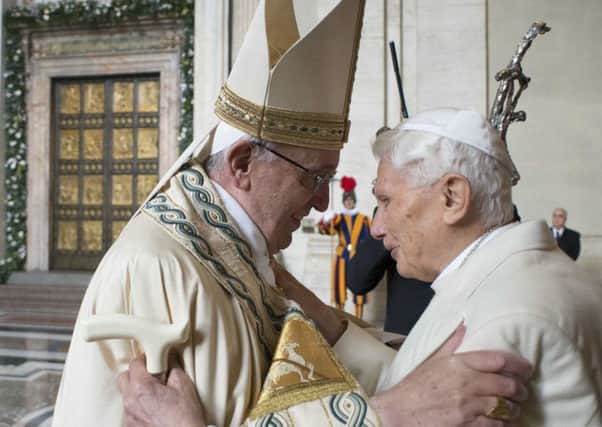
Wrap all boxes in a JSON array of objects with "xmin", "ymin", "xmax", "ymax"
[{"xmin": 333, "ymin": 321, "xmax": 396, "ymax": 395}]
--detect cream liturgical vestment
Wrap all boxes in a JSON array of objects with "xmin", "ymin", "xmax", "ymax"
[
  {"xmin": 53, "ymin": 0, "xmax": 376, "ymax": 423},
  {"xmin": 53, "ymin": 163, "xmax": 291, "ymax": 427},
  {"xmin": 337, "ymin": 220, "xmax": 602, "ymax": 426}
]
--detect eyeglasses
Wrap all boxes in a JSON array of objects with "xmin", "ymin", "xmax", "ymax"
[{"xmin": 254, "ymin": 141, "xmax": 336, "ymax": 192}]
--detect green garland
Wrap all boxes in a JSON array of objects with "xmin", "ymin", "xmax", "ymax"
[{"xmin": 1, "ymin": 0, "xmax": 194, "ymax": 282}]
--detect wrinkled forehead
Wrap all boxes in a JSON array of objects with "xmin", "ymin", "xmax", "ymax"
[{"xmin": 374, "ymin": 157, "xmax": 403, "ymax": 190}]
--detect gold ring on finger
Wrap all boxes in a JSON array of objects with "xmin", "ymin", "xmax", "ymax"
[{"xmin": 486, "ymin": 396, "xmax": 513, "ymax": 421}]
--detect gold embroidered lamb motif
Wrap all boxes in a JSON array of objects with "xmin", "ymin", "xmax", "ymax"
[
  {"xmin": 265, "ymin": 342, "xmax": 317, "ymax": 389},
  {"xmin": 249, "ymin": 310, "xmax": 357, "ymax": 419}
]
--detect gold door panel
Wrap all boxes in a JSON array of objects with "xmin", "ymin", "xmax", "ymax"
[
  {"xmin": 60, "ymin": 84, "xmax": 81, "ymax": 114},
  {"xmin": 84, "ymin": 83, "xmax": 105, "ymax": 113},
  {"xmin": 113, "ymin": 129, "xmax": 134, "ymax": 159},
  {"xmin": 82, "ymin": 221, "xmax": 103, "ymax": 252},
  {"xmin": 112, "ymin": 175, "xmax": 133, "ymax": 205},
  {"xmin": 113, "ymin": 82, "xmax": 134, "ymax": 113},
  {"xmin": 57, "ymin": 221, "xmax": 78, "ymax": 251},
  {"xmin": 83, "ymin": 129, "xmax": 104, "ymax": 159},
  {"xmin": 138, "ymin": 128, "xmax": 158, "ymax": 158},
  {"xmin": 59, "ymin": 130, "xmax": 79, "ymax": 160},
  {"xmin": 138, "ymin": 81, "xmax": 159, "ymax": 113},
  {"xmin": 58, "ymin": 175, "xmax": 79, "ymax": 205},
  {"xmin": 82, "ymin": 175, "xmax": 103, "ymax": 205},
  {"xmin": 51, "ymin": 75, "xmax": 160, "ymax": 270}
]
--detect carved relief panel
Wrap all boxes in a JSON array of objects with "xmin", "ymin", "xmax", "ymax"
[{"xmin": 51, "ymin": 75, "xmax": 160, "ymax": 270}]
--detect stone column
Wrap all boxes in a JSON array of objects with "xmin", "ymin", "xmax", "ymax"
[
  {"xmin": 193, "ymin": 1, "xmax": 229, "ymax": 141},
  {"xmin": 231, "ymin": 0, "xmax": 259, "ymax": 60}
]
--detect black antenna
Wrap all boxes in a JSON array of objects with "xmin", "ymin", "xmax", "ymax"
[
  {"xmin": 227, "ymin": 0, "xmax": 234, "ymax": 72},
  {"xmin": 388, "ymin": 41, "xmax": 409, "ymax": 119}
]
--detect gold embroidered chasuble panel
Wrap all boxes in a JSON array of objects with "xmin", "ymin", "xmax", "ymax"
[
  {"xmin": 245, "ymin": 311, "xmax": 381, "ymax": 426},
  {"xmin": 142, "ymin": 164, "xmax": 290, "ymax": 359}
]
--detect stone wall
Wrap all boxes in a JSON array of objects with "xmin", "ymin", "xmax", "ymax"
[
  {"xmin": 488, "ymin": 0, "xmax": 602, "ymax": 280},
  {"xmin": 193, "ymin": 1, "xmax": 229, "ymax": 141}
]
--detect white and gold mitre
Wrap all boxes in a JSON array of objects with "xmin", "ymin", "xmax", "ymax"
[{"xmin": 214, "ymin": 0, "xmax": 366, "ymax": 151}]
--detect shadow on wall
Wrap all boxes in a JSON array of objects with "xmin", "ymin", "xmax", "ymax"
[
  {"xmin": 578, "ymin": 236, "xmax": 602, "ymax": 283},
  {"xmin": 578, "ymin": 257, "xmax": 602, "ymax": 283}
]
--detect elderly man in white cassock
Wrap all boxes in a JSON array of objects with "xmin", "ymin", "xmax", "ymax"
[
  {"xmin": 262, "ymin": 108, "xmax": 602, "ymax": 427},
  {"xmin": 53, "ymin": 1, "xmax": 534, "ymax": 426},
  {"xmin": 345, "ymin": 109, "xmax": 601, "ymax": 426},
  {"xmin": 261, "ymin": 110, "xmax": 600, "ymax": 427}
]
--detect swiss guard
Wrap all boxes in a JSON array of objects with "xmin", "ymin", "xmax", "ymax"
[{"xmin": 318, "ymin": 176, "xmax": 371, "ymax": 318}]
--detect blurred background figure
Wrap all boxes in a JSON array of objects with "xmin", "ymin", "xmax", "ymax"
[
  {"xmin": 551, "ymin": 208, "xmax": 581, "ymax": 260},
  {"xmin": 318, "ymin": 177, "xmax": 371, "ymax": 318},
  {"xmin": 346, "ymin": 207, "xmax": 433, "ymax": 335}
]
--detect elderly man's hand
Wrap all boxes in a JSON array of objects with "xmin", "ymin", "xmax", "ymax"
[
  {"xmin": 117, "ymin": 356, "xmax": 206, "ymax": 427},
  {"xmin": 370, "ymin": 325, "xmax": 532, "ymax": 427},
  {"xmin": 271, "ymin": 259, "xmax": 346, "ymax": 345}
]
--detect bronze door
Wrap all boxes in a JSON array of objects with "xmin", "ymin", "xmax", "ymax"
[{"xmin": 51, "ymin": 75, "xmax": 160, "ymax": 270}]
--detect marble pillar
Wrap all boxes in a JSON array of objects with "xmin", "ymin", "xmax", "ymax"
[
  {"xmin": 231, "ymin": 0, "xmax": 260, "ymax": 58},
  {"xmin": 193, "ymin": 0, "xmax": 260, "ymax": 142},
  {"xmin": 193, "ymin": 1, "xmax": 229, "ymax": 142}
]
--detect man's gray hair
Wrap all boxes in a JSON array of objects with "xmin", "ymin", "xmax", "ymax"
[
  {"xmin": 203, "ymin": 135, "xmax": 275, "ymax": 173},
  {"xmin": 372, "ymin": 127, "xmax": 514, "ymax": 229}
]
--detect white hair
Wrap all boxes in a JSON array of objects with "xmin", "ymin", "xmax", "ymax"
[
  {"xmin": 372, "ymin": 126, "xmax": 514, "ymax": 229},
  {"xmin": 203, "ymin": 135, "xmax": 276, "ymax": 173}
]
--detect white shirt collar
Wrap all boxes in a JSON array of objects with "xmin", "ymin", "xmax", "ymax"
[
  {"xmin": 341, "ymin": 207, "xmax": 358, "ymax": 216},
  {"xmin": 211, "ymin": 180, "xmax": 275, "ymax": 287},
  {"xmin": 432, "ymin": 223, "xmax": 515, "ymax": 293}
]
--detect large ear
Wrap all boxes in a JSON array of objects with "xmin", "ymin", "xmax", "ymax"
[
  {"xmin": 225, "ymin": 139, "xmax": 255, "ymax": 190},
  {"xmin": 439, "ymin": 173, "xmax": 472, "ymax": 225}
]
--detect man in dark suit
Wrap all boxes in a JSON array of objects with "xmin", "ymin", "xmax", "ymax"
[
  {"xmin": 346, "ymin": 233, "xmax": 433, "ymax": 335},
  {"xmin": 551, "ymin": 207, "xmax": 581, "ymax": 260}
]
